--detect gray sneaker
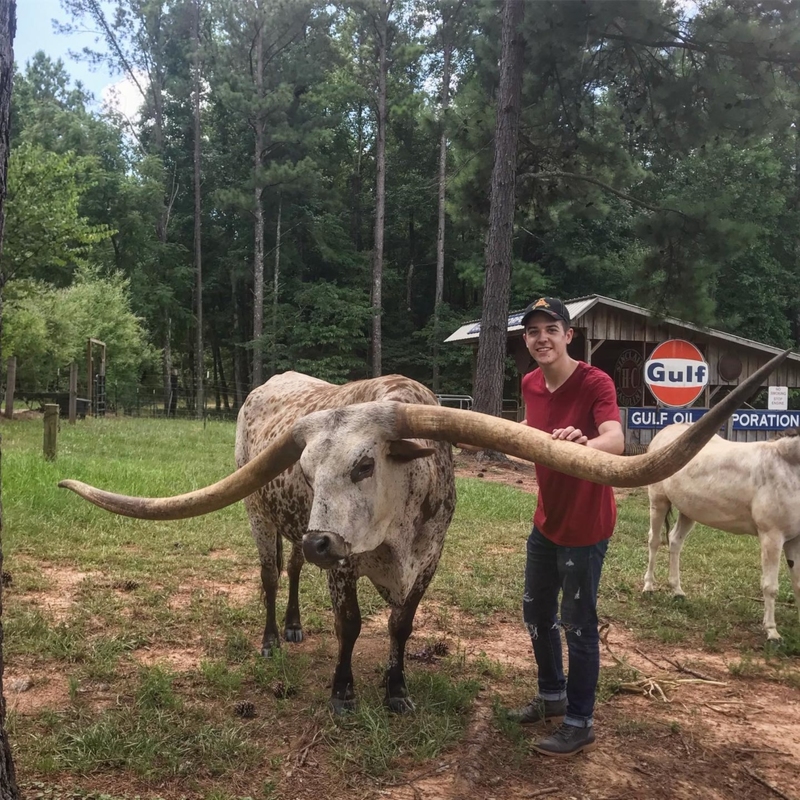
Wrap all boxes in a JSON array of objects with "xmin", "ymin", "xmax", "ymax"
[
  {"xmin": 532, "ymin": 722, "xmax": 596, "ymax": 757},
  {"xmin": 507, "ymin": 696, "xmax": 566, "ymax": 725}
]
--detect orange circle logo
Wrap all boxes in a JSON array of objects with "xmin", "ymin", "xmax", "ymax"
[{"xmin": 644, "ymin": 340, "xmax": 709, "ymax": 407}]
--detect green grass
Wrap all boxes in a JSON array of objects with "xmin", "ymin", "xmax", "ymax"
[{"xmin": 2, "ymin": 415, "xmax": 800, "ymax": 796}]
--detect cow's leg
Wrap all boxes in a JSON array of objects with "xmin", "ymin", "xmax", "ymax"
[
  {"xmin": 384, "ymin": 583, "xmax": 427, "ymax": 714},
  {"xmin": 759, "ymin": 530, "xmax": 784, "ymax": 641},
  {"xmin": 783, "ymin": 535, "xmax": 800, "ymax": 625},
  {"xmin": 283, "ymin": 542, "xmax": 305, "ymax": 643},
  {"xmin": 667, "ymin": 513, "xmax": 695, "ymax": 598},
  {"xmin": 327, "ymin": 565, "xmax": 361, "ymax": 713},
  {"xmin": 250, "ymin": 515, "xmax": 282, "ymax": 657},
  {"xmin": 643, "ymin": 492, "xmax": 670, "ymax": 592}
]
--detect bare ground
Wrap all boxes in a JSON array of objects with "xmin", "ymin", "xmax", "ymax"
[{"xmin": 5, "ymin": 460, "xmax": 799, "ymax": 800}]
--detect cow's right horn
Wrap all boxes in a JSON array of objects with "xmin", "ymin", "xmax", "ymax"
[
  {"xmin": 59, "ymin": 429, "xmax": 305, "ymax": 520},
  {"xmin": 393, "ymin": 348, "xmax": 791, "ymax": 488}
]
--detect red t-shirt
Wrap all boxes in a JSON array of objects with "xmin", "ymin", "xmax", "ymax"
[{"xmin": 522, "ymin": 361, "xmax": 621, "ymax": 547}]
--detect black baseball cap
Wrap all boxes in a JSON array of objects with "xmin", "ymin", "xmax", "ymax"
[{"xmin": 520, "ymin": 297, "xmax": 571, "ymax": 328}]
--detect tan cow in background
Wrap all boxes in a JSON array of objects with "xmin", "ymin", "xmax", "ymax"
[{"xmin": 644, "ymin": 424, "xmax": 800, "ymax": 641}]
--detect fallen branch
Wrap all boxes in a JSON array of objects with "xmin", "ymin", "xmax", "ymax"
[
  {"xmin": 742, "ymin": 765, "xmax": 797, "ymax": 800},
  {"xmin": 618, "ymin": 678, "xmax": 673, "ymax": 702},
  {"xmin": 735, "ymin": 746, "xmax": 791, "ymax": 756},
  {"xmin": 527, "ymin": 789, "xmax": 560, "ymax": 798},
  {"xmin": 293, "ymin": 727, "xmax": 324, "ymax": 767},
  {"xmin": 662, "ymin": 656, "xmax": 717, "ymax": 682},
  {"xmin": 634, "ymin": 647, "xmax": 669, "ymax": 673}
]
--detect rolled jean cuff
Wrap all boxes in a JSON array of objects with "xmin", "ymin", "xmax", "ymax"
[
  {"xmin": 565, "ymin": 714, "xmax": 593, "ymax": 728},
  {"xmin": 539, "ymin": 690, "xmax": 567, "ymax": 702}
]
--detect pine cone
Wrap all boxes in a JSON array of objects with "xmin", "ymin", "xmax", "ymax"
[
  {"xmin": 1, "ymin": 571, "xmax": 12, "ymax": 587},
  {"xmin": 271, "ymin": 681, "xmax": 297, "ymax": 699},
  {"xmin": 234, "ymin": 700, "xmax": 257, "ymax": 719},
  {"xmin": 113, "ymin": 579, "xmax": 140, "ymax": 591}
]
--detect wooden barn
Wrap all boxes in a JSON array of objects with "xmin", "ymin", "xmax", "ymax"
[{"xmin": 444, "ymin": 294, "xmax": 800, "ymax": 445}]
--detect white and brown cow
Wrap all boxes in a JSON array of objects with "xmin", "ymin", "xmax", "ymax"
[{"xmin": 59, "ymin": 352, "xmax": 787, "ymax": 711}]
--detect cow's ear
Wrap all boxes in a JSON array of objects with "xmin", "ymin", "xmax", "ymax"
[{"xmin": 388, "ymin": 439, "xmax": 436, "ymax": 462}]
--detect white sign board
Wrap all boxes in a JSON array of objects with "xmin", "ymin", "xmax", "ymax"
[{"xmin": 768, "ymin": 386, "xmax": 788, "ymax": 411}]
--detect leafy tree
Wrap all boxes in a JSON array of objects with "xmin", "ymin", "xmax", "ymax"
[
  {"xmin": 3, "ymin": 142, "xmax": 113, "ymax": 286},
  {"xmin": 2, "ymin": 268, "xmax": 156, "ymax": 394}
]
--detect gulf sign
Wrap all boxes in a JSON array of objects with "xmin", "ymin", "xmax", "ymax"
[{"xmin": 644, "ymin": 340, "xmax": 709, "ymax": 407}]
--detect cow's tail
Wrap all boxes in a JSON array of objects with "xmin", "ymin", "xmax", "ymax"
[{"xmin": 661, "ymin": 506, "xmax": 673, "ymax": 546}]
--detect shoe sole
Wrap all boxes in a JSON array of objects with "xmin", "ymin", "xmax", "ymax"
[
  {"xmin": 514, "ymin": 714, "xmax": 565, "ymax": 726},
  {"xmin": 532, "ymin": 740, "xmax": 597, "ymax": 757}
]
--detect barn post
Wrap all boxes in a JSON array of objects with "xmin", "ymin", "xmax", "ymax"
[
  {"xmin": 43, "ymin": 404, "xmax": 58, "ymax": 461},
  {"xmin": 3, "ymin": 355, "xmax": 14, "ymax": 419},
  {"xmin": 68, "ymin": 362, "xmax": 77, "ymax": 424},
  {"xmin": 86, "ymin": 339, "xmax": 93, "ymax": 417}
]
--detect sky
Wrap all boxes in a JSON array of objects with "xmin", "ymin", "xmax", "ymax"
[{"xmin": 14, "ymin": 0, "xmax": 143, "ymax": 118}]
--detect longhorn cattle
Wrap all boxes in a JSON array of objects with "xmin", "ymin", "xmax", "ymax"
[
  {"xmin": 59, "ymin": 352, "xmax": 787, "ymax": 711},
  {"xmin": 643, "ymin": 424, "xmax": 800, "ymax": 641}
]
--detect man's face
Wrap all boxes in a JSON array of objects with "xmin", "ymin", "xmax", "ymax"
[{"xmin": 523, "ymin": 312, "xmax": 573, "ymax": 366}]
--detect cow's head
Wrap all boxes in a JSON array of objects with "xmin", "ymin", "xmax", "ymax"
[
  {"xmin": 292, "ymin": 405, "xmax": 436, "ymax": 567},
  {"xmin": 58, "ymin": 350, "xmax": 791, "ymax": 531}
]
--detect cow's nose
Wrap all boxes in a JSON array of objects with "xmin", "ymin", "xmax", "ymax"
[{"xmin": 303, "ymin": 531, "xmax": 349, "ymax": 568}]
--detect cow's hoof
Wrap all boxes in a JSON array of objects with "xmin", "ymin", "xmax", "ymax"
[
  {"xmin": 284, "ymin": 625, "xmax": 304, "ymax": 643},
  {"xmin": 260, "ymin": 639, "xmax": 281, "ymax": 658},
  {"xmin": 386, "ymin": 696, "xmax": 415, "ymax": 714},
  {"xmin": 671, "ymin": 594, "xmax": 687, "ymax": 604},
  {"xmin": 764, "ymin": 635, "xmax": 783, "ymax": 651},
  {"xmin": 329, "ymin": 696, "xmax": 356, "ymax": 715}
]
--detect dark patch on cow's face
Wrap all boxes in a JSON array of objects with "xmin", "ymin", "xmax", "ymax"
[{"xmin": 788, "ymin": 559, "xmax": 795, "ymax": 569}]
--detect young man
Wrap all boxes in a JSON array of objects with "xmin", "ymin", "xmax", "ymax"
[{"xmin": 508, "ymin": 297, "xmax": 624, "ymax": 757}]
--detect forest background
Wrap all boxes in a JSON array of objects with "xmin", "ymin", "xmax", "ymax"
[{"xmin": 6, "ymin": 0, "xmax": 800, "ymax": 415}]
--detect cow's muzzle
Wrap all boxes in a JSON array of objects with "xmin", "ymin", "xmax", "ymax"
[{"xmin": 302, "ymin": 531, "xmax": 350, "ymax": 568}]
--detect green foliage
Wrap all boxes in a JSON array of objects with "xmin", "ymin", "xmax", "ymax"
[
  {"xmin": 2, "ymin": 268, "xmax": 156, "ymax": 392},
  {"xmin": 9, "ymin": 0, "xmax": 800, "ymax": 402},
  {"xmin": 4, "ymin": 143, "xmax": 115, "ymax": 285}
]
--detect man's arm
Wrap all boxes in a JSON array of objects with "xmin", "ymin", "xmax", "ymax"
[
  {"xmin": 587, "ymin": 420, "xmax": 624, "ymax": 454},
  {"xmin": 550, "ymin": 420, "xmax": 624, "ymax": 454}
]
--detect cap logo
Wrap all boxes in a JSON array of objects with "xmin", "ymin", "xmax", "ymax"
[{"xmin": 533, "ymin": 298, "xmax": 550, "ymax": 309}]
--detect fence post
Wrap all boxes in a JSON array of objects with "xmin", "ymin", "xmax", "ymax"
[
  {"xmin": 4, "ymin": 356, "xmax": 16, "ymax": 419},
  {"xmin": 43, "ymin": 404, "xmax": 59, "ymax": 461},
  {"xmin": 69, "ymin": 362, "xmax": 78, "ymax": 424}
]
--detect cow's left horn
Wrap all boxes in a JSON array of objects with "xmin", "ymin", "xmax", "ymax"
[
  {"xmin": 59, "ymin": 429, "xmax": 304, "ymax": 520},
  {"xmin": 393, "ymin": 348, "xmax": 792, "ymax": 488}
]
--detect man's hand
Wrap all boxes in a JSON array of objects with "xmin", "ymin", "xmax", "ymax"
[{"xmin": 552, "ymin": 426, "xmax": 588, "ymax": 445}]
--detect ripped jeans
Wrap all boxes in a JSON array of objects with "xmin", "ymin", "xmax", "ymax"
[{"xmin": 523, "ymin": 526, "xmax": 608, "ymax": 727}]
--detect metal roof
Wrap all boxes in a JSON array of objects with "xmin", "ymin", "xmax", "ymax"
[{"xmin": 444, "ymin": 294, "xmax": 800, "ymax": 363}]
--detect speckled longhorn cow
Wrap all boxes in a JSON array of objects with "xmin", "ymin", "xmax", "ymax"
[
  {"xmin": 643, "ymin": 424, "xmax": 800, "ymax": 641},
  {"xmin": 59, "ymin": 353, "xmax": 788, "ymax": 712}
]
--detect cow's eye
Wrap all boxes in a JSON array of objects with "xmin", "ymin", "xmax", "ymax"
[{"xmin": 351, "ymin": 457, "xmax": 375, "ymax": 483}]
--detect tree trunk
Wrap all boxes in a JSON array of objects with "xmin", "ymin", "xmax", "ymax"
[
  {"xmin": 406, "ymin": 209, "xmax": 415, "ymax": 311},
  {"xmin": 162, "ymin": 319, "xmax": 173, "ymax": 416},
  {"xmin": 0, "ymin": 0, "xmax": 21, "ymax": 793},
  {"xmin": 271, "ymin": 194, "xmax": 282, "ymax": 376},
  {"xmin": 371, "ymin": 1, "xmax": 391, "ymax": 378},
  {"xmin": 432, "ymin": 29, "xmax": 453, "ymax": 393},
  {"xmin": 211, "ymin": 335, "xmax": 230, "ymax": 411},
  {"xmin": 351, "ymin": 103, "xmax": 364, "ymax": 250},
  {"xmin": 230, "ymin": 270, "xmax": 247, "ymax": 409},
  {"xmin": 473, "ymin": 0, "xmax": 525, "ymax": 417},
  {"xmin": 252, "ymin": 20, "xmax": 265, "ymax": 390},
  {"xmin": 192, "ymin": 0, "xmax": 204, "ymax": 419}
]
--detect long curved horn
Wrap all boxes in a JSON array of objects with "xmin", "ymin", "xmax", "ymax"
[
  {"xmin": 58, "ymin": 429, "xmax": 304, "ymax": 520},
  {"xmin": 394, "ymin": 349, "xmax": 791, "ymax": 488}
]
